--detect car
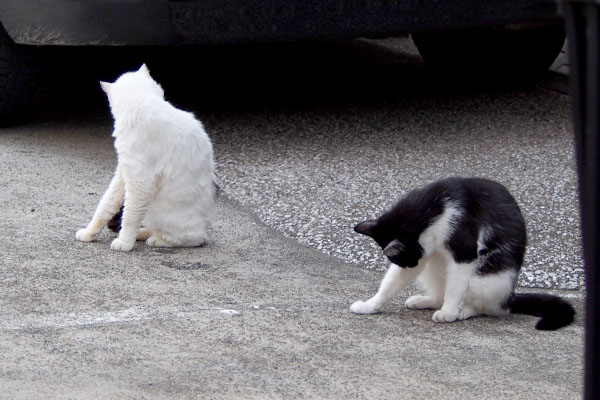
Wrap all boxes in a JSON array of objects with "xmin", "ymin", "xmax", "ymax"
[{"xmin": 0, "ymin": 0, "xmax": 565, "ymax": 125}]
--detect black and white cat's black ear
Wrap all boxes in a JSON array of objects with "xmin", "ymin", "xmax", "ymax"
[
  {"xmin": 99, "ymin": 81, "xmax": 111, "ymax": 94},
  {"xmin": 383, "ymin": 240, "xmax": 405, "ymax": 258},
  {"xmin": 354, "ymin": 220, "xmax": 377, "ymax": 237},
  {"xmin": 138, "ymin": 63, "xmax": 151, "ymax": 77}
]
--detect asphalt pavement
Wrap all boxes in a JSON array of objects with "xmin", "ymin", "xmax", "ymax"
[{"xmin": 0, "ymin": 38, "xmax": 584, "ymax": 398}]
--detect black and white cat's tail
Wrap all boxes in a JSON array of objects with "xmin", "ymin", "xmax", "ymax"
[
  {"xmin": 510, "ymin": 293, "xmax": 575, "ymax": 330},
  {"xmin": 107, "ymin": 206, "xmax": 124, "ymax": 233}
]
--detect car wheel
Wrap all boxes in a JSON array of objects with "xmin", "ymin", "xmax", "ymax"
[
  {"xmin": 0, "ymin": 28, "xmax": 42, "ymax": 126},
  {"xmin": 411, "ymin": 23, "xmax": 565, "ymax": 81}
]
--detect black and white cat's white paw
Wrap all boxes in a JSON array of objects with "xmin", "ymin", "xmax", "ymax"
[
  {"xmin": 111, "ymin": 237, "xmax": 135, "ymax": 252},
  {"xmin": 405, "ymin": 295, "xmax": 442, "ymax": 310},
  {"xmin": 350, "ymin": 300, "xmax": 381, "ymax": 314},
  {"xmin": 457, "ymin": 306, "xmax": 478, "ymax": 321},
  {"xmin": 432, "ymin": 308, "xmax": 459, "ymax": 323},
  {"xmin": 432, "ymin": 306, "xmax": 478, "ymax": 323},
  {"xmin": 76, "ymin": 228, "xmax": 99, "ymax": 242}
]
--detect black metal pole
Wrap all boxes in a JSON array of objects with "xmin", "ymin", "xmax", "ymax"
[{"xmin": 562, "ymin": 2, "xmax": 600, "ymax": 398}]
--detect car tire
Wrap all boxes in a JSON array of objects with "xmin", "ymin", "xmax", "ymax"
[
  {"xmin": 411, "ymin": 23, "xmax": 566, "ymax": 81},
  {"xmin": 0, "ymin": 29, "xmax": 42, "ymax": 126}
]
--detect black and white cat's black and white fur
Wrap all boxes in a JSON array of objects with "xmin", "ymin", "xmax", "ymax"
[{"xmin": 350, "ymin": 177, "xmax": 575, "ymax": 330}]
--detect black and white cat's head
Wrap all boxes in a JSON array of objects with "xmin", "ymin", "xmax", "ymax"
[{"xmin": 354, "ymin": 219, "xmax": 423, "ymax": 268}]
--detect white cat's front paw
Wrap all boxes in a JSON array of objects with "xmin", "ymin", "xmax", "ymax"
[
  {"xmin": 432, "ymin": 309, "xmax": 459, "ymax": 323},
  {"xmin": 111, "ymin": 238, "xmax": 135, "ymax": 252},
  {"xmin": 350, "ymin": 300, "xmax": 381, "ymax": 315},
  {"xmin": 76, "ymin": 228, "xmax": 99, "ymax": 242}
]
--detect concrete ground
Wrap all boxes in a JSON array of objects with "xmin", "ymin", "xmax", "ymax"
[{"xmin": 0, "ymin": 38, "xmax": 584, "ymax": 398}]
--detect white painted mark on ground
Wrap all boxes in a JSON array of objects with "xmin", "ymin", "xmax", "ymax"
[
  {"xmin": 1, "ymin": 306, "xmax": 243, "ymax": 331},
  {"xmin": 219, "ymin": 309, "xmax": 241, "ymax": 315}
]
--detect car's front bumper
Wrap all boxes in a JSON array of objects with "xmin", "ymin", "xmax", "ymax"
[{"xmin": 0, "ymin": 0, "xmax": 562, "ymax": 46}]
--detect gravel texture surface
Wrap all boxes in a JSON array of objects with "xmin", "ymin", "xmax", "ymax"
[
  {"xmin": 206, "ymin": 89, "xmax": 582, "ymax": 290},
  {"xmin": 195, "ymin": 39, "xmax": 582, "ymax": 290},
  {"xmin": 0, "ymin": 122, "xmax": 583, "ymax": 399}
]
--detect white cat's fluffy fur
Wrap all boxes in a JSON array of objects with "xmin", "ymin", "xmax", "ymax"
[{"xmin": 76, "ymin": 64, "xmax": 216, "ymax": 251}]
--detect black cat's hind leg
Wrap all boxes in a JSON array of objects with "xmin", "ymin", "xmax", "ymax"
[{"xmin": 433, "ymin": 259, "xmax": 479, "ymax": 323}]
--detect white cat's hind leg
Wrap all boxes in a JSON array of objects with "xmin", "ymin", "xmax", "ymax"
[
  {"xmin": 136, "ymin": 228, "xmax": 152, "ymax": 241},
  {"xmin": 146, "ymin": 235, "xmax": 174, "ymax": 248},
  {"xmin": 146, "ymin": 234, "xmax": 206, "ymax": 248}
]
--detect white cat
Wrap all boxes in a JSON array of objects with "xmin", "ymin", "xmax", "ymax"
[{"xmin": 76, "ymin": 64, "xmax": 217, "ymax": 252}]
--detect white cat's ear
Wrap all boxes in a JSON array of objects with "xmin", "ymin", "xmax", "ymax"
[
  {"xmin": 383, "ymin": 240, "xmax": 404, "ymax": 258},
  {"xmin": 138, "ymin": 63, "xmax": 151, "ymax": 77},
  {"xmin": 99, "ymin": 81, "xmax": 111, "ymax": 94},
  {"xmin": 354, "ymin": 220, "xmax": 377, "ymax": 237}
]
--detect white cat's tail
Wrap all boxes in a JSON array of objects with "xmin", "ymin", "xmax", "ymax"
[{"xmin": 510, "ymin": 293, "xmax": 575, "ymax": 330}]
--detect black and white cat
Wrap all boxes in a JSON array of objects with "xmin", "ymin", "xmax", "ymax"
[{"xmin": 350, "ymin": 177, "xmax": 575, "ymax": 330}]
